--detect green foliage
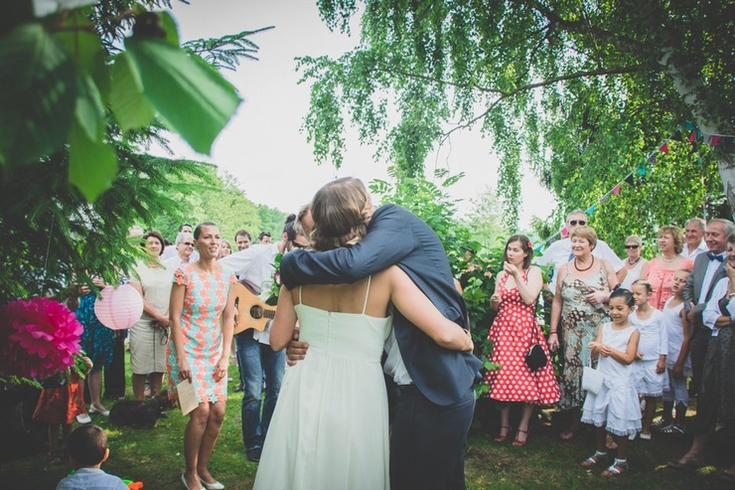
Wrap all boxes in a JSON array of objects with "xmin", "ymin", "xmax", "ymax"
[
  {"xmin": 183, "ymin": 27, "xmax": 275, "ymax": 71},
  {"xmin": 256, "ymin": 204, "xmax": 291, "ymax": 238},
  {"xmin": 0, "ymin": 137, "xmax": 207, "ymax": 302},
  {"xmin": 0, "ymin": 2, "xmax": 242, "ymax": 200},
  {"xmin": 461, "ymin": 186, "xmax": 509, "ymax": 249},
  {"xmin": 306, "ymin": 0, "xmax": 735, "ymax": 231}
]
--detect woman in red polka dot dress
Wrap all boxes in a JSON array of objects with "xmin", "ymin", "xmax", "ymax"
[{"xmin": 485, "ymin": 235, "xmax": 560, "ymax": 446}]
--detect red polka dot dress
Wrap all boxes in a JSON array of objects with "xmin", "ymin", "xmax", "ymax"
[{"xmin": 484, "ymin": 270, "xmax": 560, "ymax": 405}]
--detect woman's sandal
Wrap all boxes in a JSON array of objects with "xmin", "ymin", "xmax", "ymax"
[
  {"xmin": 580, "ymin": 452, "xmax": 607, "ymax": 468},
  {"xmin": 512, "ymin": 429, "xmax": 529, "ymax": 447},
  {"xmin": 494, "ymin": 425, "xmax": 512, "ymax": 443},
  {"xmin": 559, "ymin": 431, "xmax": 575, "ymax": 441},
  {"xmin": 602, "ymin": 459, "xmax": 628, "ymax": 477}
]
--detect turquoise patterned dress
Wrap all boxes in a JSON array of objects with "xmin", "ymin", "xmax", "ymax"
[
  {"xmin": 167, "ymin": 263, "xmax": 236, "ymax": 404},
  {"xmin": 77, "ymin": 294, "xmax": 115, "ymax": 369}
]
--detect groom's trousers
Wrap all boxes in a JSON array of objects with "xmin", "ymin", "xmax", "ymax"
[{"xmin": 390, "ymin": 384, "xmax": 475, "ymax": 490}]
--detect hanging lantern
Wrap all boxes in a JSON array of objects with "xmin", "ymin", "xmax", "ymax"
[{"xmin": 94, "ymin": 284, "xmax": 143, "ymax": 330}]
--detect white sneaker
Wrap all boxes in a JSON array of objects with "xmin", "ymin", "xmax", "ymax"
[{"xmin": 76, "ymin": 413, "xmax": 92, "ymax": 424}]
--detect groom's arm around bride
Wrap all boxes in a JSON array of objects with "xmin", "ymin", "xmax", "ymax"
[{"xmin": 281, "ymin": 192, "xmax": 481, "ymax": 490}]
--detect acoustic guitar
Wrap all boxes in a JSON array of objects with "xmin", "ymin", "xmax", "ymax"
[{"xmin": 233, "ymin": 282, "xmax": 276, "ymax": 334}]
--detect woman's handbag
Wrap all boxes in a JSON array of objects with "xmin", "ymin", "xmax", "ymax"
[
  {"xmin": 582, "ymin": 357, "xmax": 604, "ymax": 394},
  {"xmin": 524, "ymin": 327, "xmax": 548, "ymax": 371}
]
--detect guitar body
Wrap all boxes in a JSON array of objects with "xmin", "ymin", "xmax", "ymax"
[{"xmin": 233, "ymin": 282, "xmax": 276, "ymax": 334}]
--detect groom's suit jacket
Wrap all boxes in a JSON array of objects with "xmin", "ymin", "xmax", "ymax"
[
  {"xmin": 280, "ymin": 204, "xmax": 482, "ymax": 406},
  {"xmin": 683, "ymin": 252, "xmax": 727, "ymax": 328}
]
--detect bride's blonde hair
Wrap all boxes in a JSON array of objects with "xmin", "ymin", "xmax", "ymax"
[{"xmin": 310, "ymin": 177, "xmax": 372, "ymax": 251}]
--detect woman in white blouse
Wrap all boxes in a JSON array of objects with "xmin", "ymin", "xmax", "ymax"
[{"xmin": 129, "ymin": 231, "xmax": 174, "ymax": 400}]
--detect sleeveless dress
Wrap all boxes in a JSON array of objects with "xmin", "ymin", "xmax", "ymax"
[
  {"xmin": 630, "ymin": 308, "xmax": 668, "ymax": 396},
  {"xmin": 76, "ymin": 293, "xmax": 115, "ymax": 369},
  {"xmin": 166, "ymin": 263, "xmax": 236, "ymax": 404},
  {"xmin": 581, "ymin": 323, "xmax": 641, "ymax": 436},
  {"xmin": 485, "ymin": 270, "xmax": 559, "ymax": 405},
  {"xmin": 558, "ymin": 263, "xmax": 611, "ymax": 410},
  {"xmin": 253, "ymin": 277, "xmax": 392, "ymax": 490},
  {"xmin": 619, "ymin": 260, "xmax": 645, "ymax": 290}
]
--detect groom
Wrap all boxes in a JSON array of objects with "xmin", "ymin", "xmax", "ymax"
[{"xmin": 280, "ymin": 189, "xmax": 482, "ymax": 490}]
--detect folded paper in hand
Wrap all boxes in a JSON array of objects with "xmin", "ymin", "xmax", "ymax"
[{"xmin": 176, "ymin": 380, "xmax": 198, "ymax": 416}]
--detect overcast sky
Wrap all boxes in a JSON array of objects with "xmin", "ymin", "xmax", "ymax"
[{"xmin": 162, "ymin": 0, "xmax": 555, "ymax": 228}]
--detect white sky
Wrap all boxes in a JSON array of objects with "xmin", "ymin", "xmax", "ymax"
[{"xmin": 163, "ymin": 0, "xmax": 556, "ymax": 229}]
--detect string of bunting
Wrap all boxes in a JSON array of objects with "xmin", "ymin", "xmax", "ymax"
[{"xmin": 535, "ymin": 122, "xmax": 734, "ymax": 252}]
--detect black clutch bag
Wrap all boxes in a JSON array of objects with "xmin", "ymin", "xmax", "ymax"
[{"xmin": 525, "ymin": 327, "xmax": 548, "ymax": 371}]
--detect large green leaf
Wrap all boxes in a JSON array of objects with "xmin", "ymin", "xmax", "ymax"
[
  {"xmin": 125, "ymin": 37, "xmax": 242, "ymax": 154},
  {"xmin": 69, "ymin": 122, "xmax": 117, "ymax": 202},
  {"xmin": 0, "ymin": 23, "xmax": 76, "ymax": 165},
  {"xmin": 110, "ymin": 52, "xmax": 156, "ymax": 132},
  {"xmin": 56, "ymin": 28, "xmax": 110, "ymax": 104},
  {"xmin": 75, "ymin": 70, "xmax": 106, "ymax": 141}
]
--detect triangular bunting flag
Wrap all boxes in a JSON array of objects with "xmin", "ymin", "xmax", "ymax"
[
  {"xmin": 710, "ymin": 135, "xmax": 721, "ymax": 147},
  {"xmin": 659, "ymin": 142, "xmax": 669, "ymax": 154},
  {"xmin": 624, "ymin": 174, "xmax": 635, "ymax": 186},
  {"xmin": 585, "ymin": 205, "xmax": 596, "ymax": 214},
  {"xmin": 600, "ymin": 194, "xmax": 609, "ymax": 204},
  {"xmin": 612, "ymin": 184, "xmax": 621, "ymax": 195},
  {"xmin": 689, "ymin": 131, "xmax": 697, "ymax": 143}
]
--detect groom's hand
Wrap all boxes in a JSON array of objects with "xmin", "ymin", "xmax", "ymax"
[{"xmin": 286, "ymin": 328, "xmax": 309, "ymax": 366}]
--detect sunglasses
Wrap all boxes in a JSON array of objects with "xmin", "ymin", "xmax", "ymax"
[
  {"xmin": 625, "ymin": 244, "xmax": 640, "ymax": 249},
  {"xmin": 182, "ymin": 242, "xmax": 195, "ymax": 247},
  {"xmin": 569, "ymin": 220, "xmax": 586, "ymax": 226}
]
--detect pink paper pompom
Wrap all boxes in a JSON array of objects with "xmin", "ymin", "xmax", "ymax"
[{"xmin": 0, "ymin": 297, "xmax": 83, "ymax": 379}]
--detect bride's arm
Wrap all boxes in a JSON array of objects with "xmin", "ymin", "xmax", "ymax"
[
  {"xmin": 269, "ymin": 286, "xmax": 298, "ymax": 351},
  {"xmin": 387, "ymin": 266, "xmax": 473, "ymax": 352}
]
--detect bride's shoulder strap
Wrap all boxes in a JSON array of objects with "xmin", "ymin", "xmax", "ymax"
[{"xmin": 362, "ymin": 275, "xmax": 373, "ymax": 314}]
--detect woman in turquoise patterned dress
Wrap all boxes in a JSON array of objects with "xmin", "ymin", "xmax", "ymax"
[
  {"xmin": 168, "ymin": 222, "xmax": 237, "ymax": 490},
  {"xmin": 548, "ymin": 226, "xmax": 619, "ymax": 440},
  {"xmin": 70, "ymin": 276, "xmax": 115, "ymax": 418}
]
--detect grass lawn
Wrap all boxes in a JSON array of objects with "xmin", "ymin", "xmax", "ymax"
[{"xmin": 2, "ymin": 354, "xmax": 734, "ymax": 489}]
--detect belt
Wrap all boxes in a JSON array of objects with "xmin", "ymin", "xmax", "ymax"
[{"xmin": 394, "ymin": 384, "xmax": 421, "ymax": 397}]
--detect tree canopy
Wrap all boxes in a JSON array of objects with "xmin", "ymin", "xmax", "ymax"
[{"xmin": 301, "ymin": 0, "xmax": 735, "ymax": 241}]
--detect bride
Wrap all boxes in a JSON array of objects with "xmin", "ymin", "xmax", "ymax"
[{"xmin": 252, "ymin": 178, "xmax": 474, "ymax": 490}]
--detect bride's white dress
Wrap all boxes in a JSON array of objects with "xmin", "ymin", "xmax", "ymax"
[{"xmin": 253, "ymin": 278, "xmax": 392, "ymax": 490}]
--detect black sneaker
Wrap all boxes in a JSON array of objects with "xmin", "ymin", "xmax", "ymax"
[{"xmin": 246, "ymin": 447, "xmax": 262, "ymax": 463}]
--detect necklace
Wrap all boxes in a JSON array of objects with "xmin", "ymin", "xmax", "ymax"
[
  {"xmin": 660, "ymin": 255, "xmax": 676, "ymax": 263},
  {"xmin": 574, "ymin": 256, "xmax": 594, "ymax": 272},
  {"xmin": 627, "ymin": 257, "xmax": 641, "ymax": 266}
]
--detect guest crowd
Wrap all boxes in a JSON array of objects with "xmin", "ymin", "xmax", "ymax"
[{"xmin": 30, "ymin": 197, "xmax": 735, "ymax": 488}]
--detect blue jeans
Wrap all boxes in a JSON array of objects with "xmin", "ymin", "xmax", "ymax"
[{"xmin": 235, "ymin": 329, "xmax": 285, "ymax": 450}]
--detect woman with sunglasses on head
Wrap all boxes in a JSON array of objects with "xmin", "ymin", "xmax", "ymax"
[
  {"xmin": 642, "ymin": 226, "xmax": 693, "ymax": 310},
  {"xmin": 617, "ymin": 236, "xmax": 649, "ymax": 290}
]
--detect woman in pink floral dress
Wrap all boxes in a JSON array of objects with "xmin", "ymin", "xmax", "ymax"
[{"xmin": 168, "ymin": 222, "xmax": 237, "ymax": 490}]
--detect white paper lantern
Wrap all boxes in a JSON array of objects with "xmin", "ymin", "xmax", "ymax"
[{"xmin": 93, "ymin": 284, "xmax": 143, "ymax": 330}]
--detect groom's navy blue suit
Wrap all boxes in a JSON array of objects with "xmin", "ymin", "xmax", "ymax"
[{"xmin": 281, "ymin": 203, "xmax": 482, "ymax": 490}]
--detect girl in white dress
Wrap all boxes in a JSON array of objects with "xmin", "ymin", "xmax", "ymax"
[
  {"xmin": 580, "ymin": 288, "xmax": 641, "ymax": 477},
  {"xmin": 657, "ymin": 269, "xmax": 692, "ymax": 433},
  {"xmin": 629, "ymin": 279, "xmax": 667, "ymax": 440},
  {"xmin": 253, "ymin": 178, "xmax": 475, "ymax": 490}
]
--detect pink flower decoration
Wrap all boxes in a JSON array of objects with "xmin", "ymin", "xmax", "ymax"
[{"xmin": 0, "ymin": 297, "xmax": 83, "ymax": 379}]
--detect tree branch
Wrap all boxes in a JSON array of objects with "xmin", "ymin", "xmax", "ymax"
[{"xmin": 439, "ymin": 64, "xmax": 647, "ymax": 144}]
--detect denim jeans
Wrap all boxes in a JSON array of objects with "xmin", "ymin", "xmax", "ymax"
[{"xmin": 235, "ymin": 329, "xmax": 285, "ymax": 450}]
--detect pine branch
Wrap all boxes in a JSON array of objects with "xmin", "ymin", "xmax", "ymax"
[{"xmin": 183, "ymin": 26, "xmax": 274, "ymax": 71}]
